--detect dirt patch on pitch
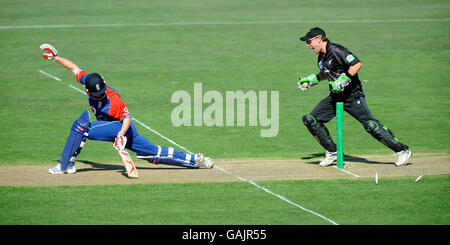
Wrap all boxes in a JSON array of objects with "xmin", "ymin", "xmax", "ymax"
[{"xmin": 0, "ymin": 153, "xmax": 448, "ymax": 186}]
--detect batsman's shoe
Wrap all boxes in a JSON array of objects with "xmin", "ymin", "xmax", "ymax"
[
  {"xmin": 194, "ymin": 153, "xmax": 204, "ymax": 164},
  {"xmin": 194, "ymin": 153, "xmax": 204, "ymax": 168},
  {"xmin": 201, "ymin": 157, "xmax": 214, "ymax": 169},
  {"xmin": 319, "ymin": 151, "xmax": 337, "ymax": 167},
  {"xmin": 394, "ymin": 149, "xmax": 412, "ymax": 166},
  {"xmin": 48, "ymin": 163, "xmax": 76, "ymax": 174},
  {"xmin": 194, "ymin": 153, "xmax": 214, "ymax": 169},
  {"xmin": 67, "ymin": 164, "xmax": 77, "ymax": 174},
  {"xmin": 49, "ymin": 163, "xmax": 65, "ymax": 174}
]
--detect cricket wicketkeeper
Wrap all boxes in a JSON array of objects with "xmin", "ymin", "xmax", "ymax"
[
  {"xmin": 297, "ymin": 27, "xmax": 412, "ymax": 166},
  {"xmin": 40, "ymin": 44, "xmax": 213, "ymax": 174}
]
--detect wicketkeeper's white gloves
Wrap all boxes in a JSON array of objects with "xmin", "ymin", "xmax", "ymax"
[
  {"xmin": 297, "ymin": 74, "xmax": 319, "ymax": 91},
  {"xmin": 40, "ymin": 43, "xmax": 58, "ymax": 60},
  {"xmin": 113, "ymin": 135, "xmax": 127, "ymax": 151}
]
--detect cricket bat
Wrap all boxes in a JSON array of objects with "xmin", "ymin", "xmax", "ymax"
[{"xmin": 117, "ymin": 149, "xmax": 139, "ymax": 178}]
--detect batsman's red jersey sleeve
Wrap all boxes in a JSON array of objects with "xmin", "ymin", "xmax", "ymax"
[
  {"xmin": 105, "ymin": 87, "xmax": 132, "ymax": 122},
  {"xmin": 76, "ymin": 70, "xmax": 88, "ymax": 84}
]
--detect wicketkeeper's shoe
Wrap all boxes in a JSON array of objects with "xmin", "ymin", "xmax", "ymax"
[
  {"xmin": 319, "ymin": 151, "xmax": 337, "ymax": 167},
  {"xmin": 394, "ymin": 149, "xmax": 412, "ymax": 166},
  {"xmin": 48, "ymin": 163, "xmax": 76, "ymax": 174}
]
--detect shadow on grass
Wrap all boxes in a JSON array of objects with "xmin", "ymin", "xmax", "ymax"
[{"xmin": 301, "ymin": 153, "xmax": 393, "ymax": 165}]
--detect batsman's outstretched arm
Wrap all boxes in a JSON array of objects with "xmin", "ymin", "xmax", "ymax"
[{"xmin": 54, "ymin": 56, "xmax": 82, "ymax": 76}]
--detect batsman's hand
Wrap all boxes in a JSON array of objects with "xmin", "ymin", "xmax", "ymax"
[
  {"xmin": 297, "ymin": 74, "xmax": 319, "ymax": 91},
  {"xmin": 40, "ymin": 43, "xmax": 58, "ymax": 60},
  {"xmin": 114, "ymin": 135, "xmax": 127, "ymax": 151},
  {"xmin": 329, "ymin": 73, "xmax": 351, "ymax": 93}
]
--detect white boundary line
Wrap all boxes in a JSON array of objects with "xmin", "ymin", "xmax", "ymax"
[
  {"xmin": 4, "ymin": 18, "xmax": 450, "ymax": 30},
  {"xmin": 39, "ymin": 69, "xmax": 339, "ymax": 225}
]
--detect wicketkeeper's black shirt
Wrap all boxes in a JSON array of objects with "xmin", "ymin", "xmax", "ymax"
[{"xmin": 318, "ymin": 41, "xmax": 364, "ymax": 99}]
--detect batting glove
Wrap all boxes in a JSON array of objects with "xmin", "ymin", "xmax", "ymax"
[
  {"xmin": 329, "ymin": 73, "xmax": 352, "ymax": 93},
  {"xmin": 114, "ymin": 135, "xmax": 127, "ymax": 151},
  {"xmin": 40, "ymin": 43, "xmax": 58, "ymax": 60},
  {"xmin": 297, "ymin": 74, "xmax": 319, "ymax": 91}
]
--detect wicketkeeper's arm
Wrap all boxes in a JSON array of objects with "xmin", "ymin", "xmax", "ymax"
[
  {"xmin": 329, "ymin": 62, "xmax": 363, "ymax": 92},
  {"xmin": 297, "ymin": 72, "xmax": 325, "ymax": 91},
  {"xmin": 347, "ymin": 62, "xmax": 363, "ymax": 76},
  {"xmin": 316, "ymin": 72, "xmax": 326, "ymax": 81}
]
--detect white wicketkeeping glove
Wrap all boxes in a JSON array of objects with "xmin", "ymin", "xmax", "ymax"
[
  {"xmin": 113, "ymin": 135, "xmax": 127, "ymax": 151},
  {"xmin": 40, "ymin": 43, "xmax": 58, "ymax": 60}
]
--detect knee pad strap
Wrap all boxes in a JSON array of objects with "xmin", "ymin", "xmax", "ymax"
[
  {"xmin": 302, "ymin": 114, "xmax": 317, "ymax": 126},
  {"xmin": 363, "ymin": 120, "xmax": 407, "ymax": 152}
]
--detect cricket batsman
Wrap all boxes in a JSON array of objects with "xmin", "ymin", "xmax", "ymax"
[
  {"xmin": 40, "ymin": 44, "xmax": 213, "ymax": 174},
  {"xmin": 297, "ymin": 27, "xmax": 412, "ymax": 166}
]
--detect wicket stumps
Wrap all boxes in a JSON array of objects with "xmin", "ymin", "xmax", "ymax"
[{"xmin": 336, "ymin": 102, "xmax": 344, "ymax": 169}]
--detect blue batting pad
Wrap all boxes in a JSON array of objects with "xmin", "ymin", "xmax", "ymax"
[{"xmin": 58, "ymin": 110, "xmax": 90, "ymax": 170}]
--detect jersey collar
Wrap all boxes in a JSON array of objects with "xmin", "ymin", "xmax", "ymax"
[{"xmin": 320, "ymin": 41, "xmax": 331, "ymax": 57}]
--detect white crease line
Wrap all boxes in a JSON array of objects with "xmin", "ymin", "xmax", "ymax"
[
  {"xmin": 333, "ymin": 166, "xmax": 360, "ymax": 178},
  {"xmin": 215, "ymin": 166, "xmax": 339, "ymax": 225},
  {"xmin": 38, "ymin": 69, "xmax": 61, "ymax": 81},
  {"xmin": 133, "ymin": 118, "xmax": 194, "ymax": 155},
  {"xmin": 68, "ymin": 84, "xmax": 87, "ymax": 95},
  {"xmin": 248, "ymin": 177, "xmax": 338, "ymax": 225},
  {"xmin": 215, "ymin": 166, "xmax": 232, "ymax": 175},
  {"xmin": 4, "ymin": 18, "xmax": 450, "ymax": 29}
]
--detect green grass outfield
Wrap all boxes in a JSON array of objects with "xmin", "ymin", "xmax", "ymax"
[
  {"xmin": 0, "ymin": 175, "xmax": 448, "ymax": 225},
  {"xmin": 0, "ymin": 0, "xmax": 449, "ymax": 225}
]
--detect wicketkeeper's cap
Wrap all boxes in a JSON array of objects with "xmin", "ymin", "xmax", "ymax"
[
  {"xmin": 300, "ymin": 27, "xmax": 326, "ymax": 41},
  {"xmin": 84, "ymin": 73, "xmax": 106, "ymax": 96}
]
